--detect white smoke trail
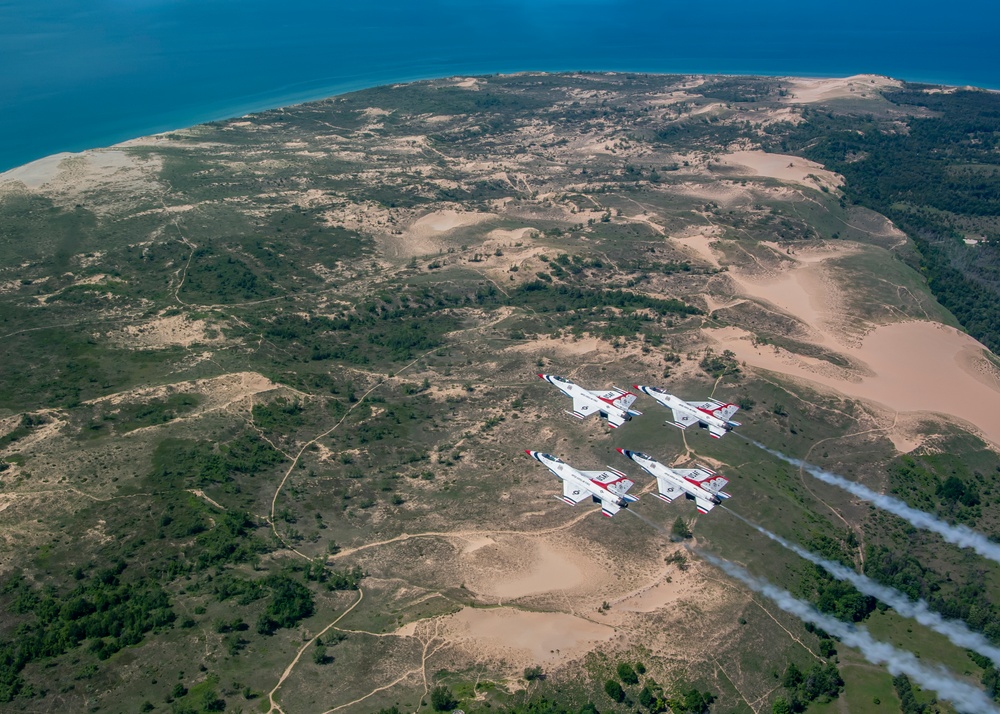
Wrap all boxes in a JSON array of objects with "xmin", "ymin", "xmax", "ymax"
[
  {"xmin": 723, "ymin": 507, "xmax": 1000, "ymax": 667},
  {"xmin": 698, "ymin": 551, "xmax": 1000, "ymax": 714},
  {"xmin": 742, "ymin": 437, "xmax": 1000, "ymax": 566}
]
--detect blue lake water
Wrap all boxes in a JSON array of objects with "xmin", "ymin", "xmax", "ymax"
[{"xmin": 2, "ymin": 0, "xmax": 998, "ymax": 172}]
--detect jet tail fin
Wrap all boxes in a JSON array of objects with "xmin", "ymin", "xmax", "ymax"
[
  {"xmin": 708, "ymin": 400, "xmax": 740, "ymax": 422},
  {"xmin": 689, "ymin": 467, "xmax": 730, "ymax": 495}
]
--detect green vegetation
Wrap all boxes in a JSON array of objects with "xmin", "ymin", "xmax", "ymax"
[
  {"xmin": 431, "ymin": 684, "xmax": 459, "ymax": 711},
  {"xmin": 893, "ymin": 674, "xmax": 928, "ymax": 714},
  {"xmin": 0, "ymin": 567, "xmax": 175, "ymax": 701},
  {"xmin": 776, "ymin": 661, "xmax": 844, "ymax": 712}
]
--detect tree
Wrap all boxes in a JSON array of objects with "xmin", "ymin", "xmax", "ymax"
[
  {"xmin": 430, "ymin": 685, "xmax": 457, "ymax": 712},
  {"xmin": 604, "ymin": 680, "xmax": 625, "ymax": 703},
  {"xmin": 671, "ymin": 517, "xmax": 692, "ymax": 541},
  {"xmin": 617, "ymin": 662, "xmax": 639, "ymax": 685},
  {"xmin": 524, "ymin": 665, "xmax": 544, "ymax": 681},
  {"xmin": 313, "ymin": 642, "xmax": 331, "ymax": 665},
  {"xmin": 781, "ymin": 662, "xmax": 803, "ymax": 688},
  {"xmin": 639, "ymin": 686, "xmax": 655, "ymax": 708},
  {"xmin": 772, "ymin": 697, "xmax": 792, "ymax": 714}
]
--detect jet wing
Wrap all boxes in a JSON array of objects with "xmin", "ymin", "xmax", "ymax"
[
  {"xmin": 557, "ymin": 480, "xmax": 590, "ymax": 506},
  {"xmin": 653, "ymin": 478, "xmax": 684, "ymax": 503},
  {"xmin": 669, "ymin": 407, "xmax": 697, "ymax": 429},
  {"xmin": 569, "ymin": 395, "xmax": 597, "ymax": 420}
]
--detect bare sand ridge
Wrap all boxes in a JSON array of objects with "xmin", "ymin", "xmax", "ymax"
[
  {"xmin": 380, "ymin": 209, "xmax": 498, "ymax": 258},
  {"xmin": 107, "ymin": 313, "xmax": 226, "ymax": 349},
  {"xmin": 711, "ymin": 323, "xmax": 1000, "ymax": 447},
  {"xmin": 717, "ymin": 151, "xmax": 844, "ymax": 193},
  {"xmin": 463, "ymin": 538, "xmax": 585, "ymax": 601},
  {"xmin": 728, "ymin": 241, "xmax": 860, "ymax": 338},
  {"xmin": 438, "ymin": 608, "xmax": 616, "ymax": 665},
  {"xmin": 782, "ymin": 75, "xmax": 903, "ymax": 104},
  {"xmin": 699, "ymin": 238, "xmax": 1000, "ymax": 446},
  {"xmin": 0, "ymin": 148, "xmax": 160, "ymax": 198}
]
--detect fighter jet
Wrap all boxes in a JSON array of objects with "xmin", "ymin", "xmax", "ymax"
[
  {"xmin": 633, "ymin": 385, "xmax": 741, "ymax": 439},
  {"xmin": 617, "ymin": 449, "xmax": 732, "ymax": 514},
  {"xmin": 537, "ymin": 374, "xmax": 641, "ymax": 428},
  {"xmin": 524, "ymin": 450, "xmax": 639, "ymax": 517}
]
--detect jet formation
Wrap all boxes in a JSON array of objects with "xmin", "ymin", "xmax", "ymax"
[{"xmin": 530, "ymin": 375, "xmax": 742, "ymax": 517}]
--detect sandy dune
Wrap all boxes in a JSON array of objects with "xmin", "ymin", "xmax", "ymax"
[
  {"xmin": 108, "ymin": 313, "xmax": 226, "ymax": 349},
  {"xmin": 0, "ymin": 149, "xmax": 158, "ymax": 193},
  {"xmin": 782, "ymin": 75, "xmax": 902, "ymax": 104},
  {"xmin": 440, "ymin": 607, "xmax": 616, "ymax": 664},
  {"xmin": 711, "ymin": 323, "xmax": 1000, "ymax": 447},
  {"xmin": 463, "ymin": 538, "xmax": 585, "ymax": 601},
  {"xmin": 700, "ymin": 239, "xmax": 1000, "ymax": 447},
  {"xmin": 410, "ymin": 209, "xmax": 495, "ymax": 235},
  {"xmin": 717, "ymin": 151, "xmax": 844, "ymax": 192}
]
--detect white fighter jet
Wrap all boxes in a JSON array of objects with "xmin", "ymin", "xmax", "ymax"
[
  {"xmin": 537, "ymin": 374, "xmax": 641, "ymax": 429},
  {"xmin": 633, "ymin": 385, "xmax": 741, "ymax": 439},
  {"xmin": 525, "ymin": 450, "xmax": 639, "ymax": 517},
  {"xmin": 617, "ymin": 449, "xmax": 732, "ymax": 514}
]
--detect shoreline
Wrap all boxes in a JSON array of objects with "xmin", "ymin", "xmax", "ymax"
[{"xmin": 2, "ymin": 67, "xmax": 997, "ymax": 175}]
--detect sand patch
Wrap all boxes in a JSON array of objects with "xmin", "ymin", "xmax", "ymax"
[
  {"xmin": 709, "ymin": 321, "xmax": 1000, "ymax": 447},
  {"xmin": 783, "ymin": 74, "xmax": 902, "ymax": 104},
  {"xmin": 614, "ymin": 563, "xmax": 693, "ymax": 614},
  {"xmin": 410, "ymin": 209, "xmax": 495, "ymax": 235},
  {"xmin": 0, "ymin": 149, "xmax": 161, "ymax": 198},
  {"xmin": 486, "ymin": 227, "xmax": 537, "ymax": 243},
  {"xmin": 463, "ymin": 538, "xmax": 585, "ymax": 600},
  {"xmin": 0, "ymin": 153, "xmax": 77, "ymax": 189},
  {"xmin": 724, "ymin": 240, "xmax": 862, "ymax": 340},
  {"xmin": 83, "ymin": 371, "xmax": 279, "ymax": 416},
  {"xmin": 382, "ymin": 209, "xmax": 498, "ymax": 259},
  {"xmin": 718, "ymin": 151, "xmax": 843, "ymax": 192},
  {"xmin": 440, "ymin": 607, "xmax": 616, "ymax": 665},
  {"xmin": 507, "ymin": 336, "xmax": 605, "ymax": 358},
  {"xmin": 449, "ymin": 77, "xmax": 482, "ymax": 90},
  {"xmin": 107, "ymin": 313, "xmax": 226, "ymax": 349},
  {"xmin": 671, "ymin": 231, "xmax": 722, "ymax": 268}
]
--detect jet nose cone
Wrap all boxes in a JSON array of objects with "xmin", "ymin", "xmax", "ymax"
[
  {"xmin": 524, "ymin": 449, "xmax": 533, "ymax": 456},
  {"xmin": 537, "ymin": 374, "xmax": 546, "ymax": 380},
  {"xmin": 632, "ymin": 384, "xmax": 641, "ymax": 390},
  {"xmin": 616, "ymin": 448, "xmax": 626, "ymax": 455}
]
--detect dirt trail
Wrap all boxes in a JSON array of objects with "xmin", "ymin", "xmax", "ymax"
[{"xmin": 267, "ymin": 590, "xmax": 365, "ymax": 714}]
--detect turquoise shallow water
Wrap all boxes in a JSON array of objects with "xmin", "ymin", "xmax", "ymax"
[{"xmin": 2, "ymin": 0, "xmax": 998, "ymax": 172}]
